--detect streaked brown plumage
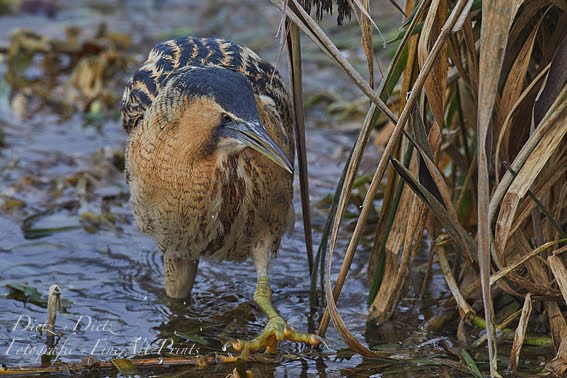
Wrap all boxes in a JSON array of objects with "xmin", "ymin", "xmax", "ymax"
[{"xmin": 121, "ymin": 37, "xmax": 320, "ymax": 355}]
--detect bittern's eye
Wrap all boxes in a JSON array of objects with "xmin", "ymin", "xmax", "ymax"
[{"xmin": 221, "ymin": 113, "xmax": 232, "ymax": 123}]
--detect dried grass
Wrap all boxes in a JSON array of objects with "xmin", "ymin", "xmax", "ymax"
[{"xmin": 281, "ymin": 0, "xmax": 567, "ymax": 376}]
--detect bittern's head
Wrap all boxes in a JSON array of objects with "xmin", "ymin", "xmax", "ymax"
[{"xmin": 160, "ymin": 66, "xmax": 292, "ymax": 174}]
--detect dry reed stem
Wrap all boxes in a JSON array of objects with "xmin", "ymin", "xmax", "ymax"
[
  {"xmin": 490, "ymin": 239, "xmax": 567, "ymax": 285},
  {"xmin": 318, "ymin": 0, "xmax": 473, "ymax": 353},
  {"xmin": 472, "ymin": 309, "xmax": 523, "ymax": 349},
  {"xmin": 354, "ymin": 0, "xmax": 375, "ymax": 89},
  {"xmin": 437, "ymin": 245, "xmax": 475, "ymax": 319},
  {"xmin": 285, "ymin": 21, "xmax": 314, "ymax": 275},
  {"xmin": 477, "ymin": 1, "xmax": 515, "ymax": 375},
  {"xmin": 0, "ymin": 356, "xmax": 247, "ymax": 376},
  {"xmin": 46, "ymin": 285, "xmax": 60, "ymax": 347}
]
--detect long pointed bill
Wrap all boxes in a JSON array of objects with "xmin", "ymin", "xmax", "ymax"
[{"xmin": 229, "ymin": 121, "xmax": 293, "ymax": 174}]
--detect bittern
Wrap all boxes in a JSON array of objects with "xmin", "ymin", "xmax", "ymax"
[{"xmin": 121, "ymin": 37, "xmax": 321, "ymax": 356}]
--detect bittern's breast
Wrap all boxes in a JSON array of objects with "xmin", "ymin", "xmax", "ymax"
[{"xmin": 125, "ymin": 123, "xmax": 293, "ymax": 262}]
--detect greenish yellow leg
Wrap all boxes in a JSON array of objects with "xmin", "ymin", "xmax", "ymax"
[{"xmin": 231, "ymin": 276, "xmax": 322, "ymax": 358}]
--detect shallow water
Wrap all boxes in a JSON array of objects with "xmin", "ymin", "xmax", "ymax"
[{"xmin": 0, "ymin": 111, "xmax": 374, "ymax": 376}]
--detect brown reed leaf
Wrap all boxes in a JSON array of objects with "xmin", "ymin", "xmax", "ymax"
[
  {"xmin": 508, "ymin": 152, "xmax": 567, "ymax": 239},
  {"xmin": 505, "ymin": 232, "xmax": 563, "ymax": 299},
  {"xmin": 356, "ymin": 0, "xmax": 374, "ymax": 88},
  {"xmin": 489, "ymin": 30, "xmax": 567, "ymax": 225},
  {"xmin": 495, "ymin": 64, "xmax": 551, "ymax": 180},
  {"xmin": 546, "ymin": 328, "xmax": 567, "ymax": 376},
  {"xmin": 398, "ymin": 107, "xmax": 478, "ymax": 261},
  {"xmin": 549, "ymin": 254, "xmax": 567, "ymax": 306},
  {"xmin": 546, "ymin": 301, "xmax": 567, "ymax": 353},
  {"xmin": 477, "ymin": 3, "xmax": 515, "ymax": 375},
  {"xmin": 417, "ymin": 0, "xmax": 447, "ymax": 129},
  {"xmin": 372, "ymin": 186, "xmax": 427, "ymax": 321},
  {"xmin": 437, "ymin": 245, "xmax": 475, "ymax": 320},
  {"xmin": 508, "ymin": 293, "xmax": 533, "ymax": 374},
  {"xmin": 389, "ymin": 154, "xmax": 477, "ymax": 259},
  {"xmin": 495, "ymin": 14, "xmax": 543, "ymax": 166},
  {"xmin": 534, "ymin": 35, "xmax": 567, "ymax": 125},
  {"xmin": 495, "ymin": 86, "xmax": 567, "ymax": 254}
]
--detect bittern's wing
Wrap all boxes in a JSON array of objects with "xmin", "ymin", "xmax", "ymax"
[{"xmin": 121, "ymin": 38, "xmax": 293, "ymax": 144}]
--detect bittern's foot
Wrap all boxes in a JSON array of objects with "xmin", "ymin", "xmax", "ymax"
[{"xmin": 229, "ymin": 316, "xmax": 322, "ymax": 358}]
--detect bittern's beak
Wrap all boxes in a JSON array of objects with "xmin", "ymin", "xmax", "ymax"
[{"xmin": 228, "ymin": 121, "xmax": 293, "ymax": 174}]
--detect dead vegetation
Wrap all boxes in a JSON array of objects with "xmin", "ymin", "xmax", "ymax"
[
  {"xmin": 3, "ymin": 25, "xmax": 131, "ymax": 120},
  {"xmin": 281, "ymin": 0, "xmax": 567, "ymax": 376}
]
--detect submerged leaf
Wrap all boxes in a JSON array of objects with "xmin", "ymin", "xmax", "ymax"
[
  {"xmin": 176, "ymin": 331, "xmax": 210, "ymax": 346},
  {"xmin": 5, "ymin": 283, "xmax": 72, "ymax": 310},
  {"xmin": 111, "ymin": 358, "xmax": 138, "ymax": 376},
  {"xmin": 457, "ymin": 349, "xmax": 482, "ymax": 378},
  {"xmin": 6, "ymin": 283, "xmax": 44, "ymax": 307}
]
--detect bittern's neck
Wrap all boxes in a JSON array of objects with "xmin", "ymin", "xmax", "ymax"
[{"xmin": 215, "ymin": 152, "xmax": 241, "ymax": 176}]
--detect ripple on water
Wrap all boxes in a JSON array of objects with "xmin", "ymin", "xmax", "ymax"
[{"xmin": 1, "ymin": 40, "xmax": 371, "ymax": 375}]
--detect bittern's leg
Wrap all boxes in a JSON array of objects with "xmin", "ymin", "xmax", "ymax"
[
  {"xmin": 164, "ymin": 249, "xmax": 199, "ymax": 298},
  {"xmin": 230, "ymin": 239, "xmax": 321, "ymax": 358}
]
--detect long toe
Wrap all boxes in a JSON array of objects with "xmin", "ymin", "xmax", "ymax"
[{"xmin": 231, "ymin": 316, "xmax": 322, "ymax": 358}]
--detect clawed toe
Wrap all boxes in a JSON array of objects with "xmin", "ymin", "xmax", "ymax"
[{"xmin": 228, "ymin": 316, "xmax": 322, "ymax": 359}]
